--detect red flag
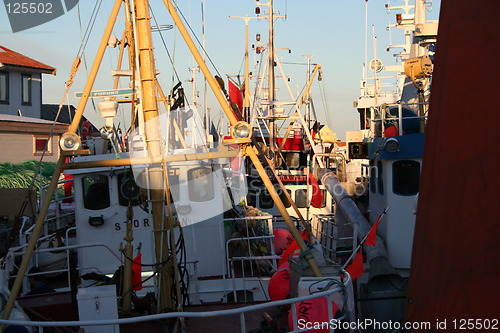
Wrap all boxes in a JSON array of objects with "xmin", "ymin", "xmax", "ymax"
[
  {"xmin": 228, "ymin": 80, "xmax": 244, "ymax": 114},
  {"xmin": 346, "ymin": 250, "xmax": 365, "ymax": 280},
  {"xmin": 132, "ymin": 253, "xmax": 143, "ymax": 291},
  {"xmin": 365, "ymin": 217, "xmax": 381, "ymax": 246},
  {"xmin": 308, "ymin": 173, "xmax": 323, "ymax": 208}
]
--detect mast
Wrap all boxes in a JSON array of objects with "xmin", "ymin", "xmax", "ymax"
[
  {"xmin": 267, "ymin": 0, "xmax": 276, "ymax": 162},
  {"xmin": 229, "ymin": 15, "xmax": 257, "ymax": 121},
  {"xmin": 134, "ymin": 0, "xmax": 173, "ymax": 310}
]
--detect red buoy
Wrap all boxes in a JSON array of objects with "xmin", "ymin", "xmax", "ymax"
[
  {"xmin": 273, "ymin": 228, "xmax": 294, "ymax": 255},
  {"xmin": 268, "ymin": 265, "xmax": 290, "ymax": 301},
  {"xmin": 288, "ymin": 297, "xmax": 339, "ymax": 332}
]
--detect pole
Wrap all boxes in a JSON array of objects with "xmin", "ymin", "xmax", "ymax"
[
  {"xmin": 135, "ymin": 0, "xmax": 173, "ymax": 310},
  {"xmin": 268, "ymin": 0, "xmax": 276, "ymax": 163},
  {"xmin": 122, "ymin": 205, "xmax": 134, "ymax": 312},
  {"xmin": 246, "ymin": 146, "xmax": 322, "ymax": 277},
  {"xmin": 229, "ymin": 15, "xmax": 258, "ymax": 121},
  {"xmin": 342, "ymin": 207, "xmax": 389, "ymax": 269}
]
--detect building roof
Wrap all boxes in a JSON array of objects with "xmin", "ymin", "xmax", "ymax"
[
  {"xmin": 0, "ymin": 114, "xmax": 63, "ymax": 125},
  {"xmin": 41, "ymin": 104, "xmax": 96, "ymax": 131},
  {"xmin": 0, "ymin": 114, "xmax": 68, "ymax": 134},
  {"xmin": 42, "ymin": 104, "xmax": 78, "ymax": 125},
  {"xmin": 0, "ymin": 45, "xmax": 56, "ymax": 75}
]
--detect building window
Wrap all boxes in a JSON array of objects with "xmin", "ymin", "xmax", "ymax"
[
  {"xmin": 0, "ymin": 72, "xmax": 8, "ymax": 104},
  {"xmin": 393, "ymin": 160, "xmax": 420, "ymax": 196},
  {"xmin": 33, "ymin": 135, "xmax": 52, "ymax": 156},
  {"xmin": 22, "ymin": 74, "xmax": 32, "ymax": 105}
]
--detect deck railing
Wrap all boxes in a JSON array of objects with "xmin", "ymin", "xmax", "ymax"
[{"xmin": 0, "ymin": 271, "xmax": 352, "ymax": 333}]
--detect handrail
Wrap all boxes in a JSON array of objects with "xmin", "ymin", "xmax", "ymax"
[{"xmin": 0, "ymin": 271, "xmax": 351, "ymax": 332}]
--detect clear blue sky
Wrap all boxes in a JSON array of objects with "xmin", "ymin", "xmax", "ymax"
[{"xmin": 0, "ymin": 0, "xmax": 440, "ymax": 140}]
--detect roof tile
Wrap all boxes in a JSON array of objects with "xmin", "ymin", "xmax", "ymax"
[{"xmin": 0, "ymin": 45, "xmax": 55, "ymax": 74}]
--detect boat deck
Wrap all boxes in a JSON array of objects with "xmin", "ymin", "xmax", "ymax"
[{"xmin": 181, "ymin": 302, "xmax": 287, "ymax": 333}]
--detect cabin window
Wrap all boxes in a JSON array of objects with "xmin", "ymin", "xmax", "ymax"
[
  {"xmin": 284, "ymin": 152, "xmax": 302, "ymax": 169},
  {"xmin": 259, "ymin": 189, "xmax": 274, "ymax": 209},
  {"xmin": 0, "ymin": 72, "xmax": 8, "ymax": 104},
  {"xmin": 280, "ymin": 189, "xmax": 292, "ymax": 208},
  {"xmin": 32, "ymin": 135, "xmax": 52, "ymax": 156},
  {"xmin": 321, "ymin": 189, "xmax": 327, "ymax": 208},
  {"xmin": 377, "ymin": 160, "xmax": 384, "ymax": 195},
  {"xmin": 82, "ymin": 175, "xmax": 110, "ymax": 210},
  {"xmin": 295, "ymin": 189, "xmax": 307, "ymax": 208},
  {"xmin": 247, "ymin": 189, "xmax": 257, "ymax": 207},
  {"xmin": 118, "ymin": 171, "xmax": 140, "ymax": 206},
  {"xmin": 167, "ymin": 168, "xmax": 180, "ymax": 202},
  {"xmin": 21, "ymin": 74, "xmax": 32, "ymax": 105},
  {"xmin": 188, "ymin": 167, "xmax": 214, "ymax": 202},
  {"xmin": 393, "ymin": 160, "xmax": 420, "ymax": 196},
  {"xmin": 369, "ymin": 161, "xmax": 376, "ymax": 193}
]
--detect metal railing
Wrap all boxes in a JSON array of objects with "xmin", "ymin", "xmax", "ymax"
[
  {"xmin": 311, "ymin": 214, "xmax": 357, "ymax": 262},
  {"xmin": 223, "ymin": 216, "xmax": 280, "ymax": 302},
  {"xmin": 0, "ymin": 271, "xmax": 352, "ymax": 333},
  {"xmin": 370, "ymin": 101, "xmax": 429, "ymax": 136}
]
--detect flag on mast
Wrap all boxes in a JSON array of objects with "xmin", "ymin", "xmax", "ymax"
[
  {"xmin": 346, "ymin": 249, "xmax": 365, "ymax": 280},
  {"xmin": 132, "ymin": 253, "xmax": 143, "ymax": 291},
  {"xmin": 228, "ymin": 79, "xmax": 244, "ymax": 115}
]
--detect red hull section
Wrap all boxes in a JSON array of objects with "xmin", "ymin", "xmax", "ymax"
[{"xmin": 404, "ymin": 0, "xmax": 500, "ymax": 330}]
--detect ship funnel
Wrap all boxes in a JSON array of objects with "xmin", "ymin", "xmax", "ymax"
[
  {"xmin": 368, "ymin": 256, "xmax": 401, "ymax": 283},
  {"xmin": 318, "ymin": 169, "xmax": 401, "ymax": 282}
]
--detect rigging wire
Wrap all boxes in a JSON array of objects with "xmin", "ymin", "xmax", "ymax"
[
  {"xmin": 76, "ymin": 0, "xmax": 102, "ymax": 116},
  {"xmin": 149, "ymin": 4, "xmax": 183, "ymax": 86},
  {"xmin": 319, "ymin": 79, "xmax": 332, "ymax": 128},
  {"xmin": 171, "ymin": 1, "xmax": 223, "ymax": 80},
  {"xmin": 76, "ymin": 0, "xmax": 103, "ymax": 59}
]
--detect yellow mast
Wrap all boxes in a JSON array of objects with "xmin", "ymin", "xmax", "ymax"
[{"xmin": 134, "ymin": 0, "xmax": 175, "ymax": 310}]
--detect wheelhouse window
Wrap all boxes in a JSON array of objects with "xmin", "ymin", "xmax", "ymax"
[
  {"xmin": 247, "ymin": 189, "xmax": 257, "ymax": 207},
  {"xmin": 0, "ymin": 72, "xmax": 8, "ymax": 104},
  {"xmin": 377, "ymin": 160, "xmax": 384, "ymax": 195},
  {"xmin": 22, "ymin": 74, "xmax": 32, "ymax": 105},
  {"xmin": 321, "ymin": 189, "xmax": 327, "ymax": 208},
  {"xmin": 82, "ymin": 175, "xmax": 110, "ymax": 210},
  {"xmin": 167, "ymin": 167, "xmax": 180, "ymax": 203},
  {"xmin": 188, "ymin": 167, "xmax": 214, "ymax": 202},
  {"xmin": 369, "ymin": 161, "xmax": 376, "ymax": 193},
  {"xmin": 259, "ymin": 189, "xmax": 274, "ymax": 209},
  {"xmin": 280, "ymin": 189, "xmax": 292, "ymax": 208},
  {"xmin": 33, "ymin": 135, "xmax": 52, "ymax": 156},
  {"xmin": 295, "ymin": 189, "xmax": 307, "ymax": 208},
  {"xmin": 393, "ymin": 160, "xmax": 420, "ymax": 196},
  {"xmin": 118, "ymin": 171, "xmax": 140, "ymax": 206}
]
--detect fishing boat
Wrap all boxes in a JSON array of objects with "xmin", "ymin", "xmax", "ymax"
[
  {"xmin": 2, "ymin": 0, "xmax": 494, "ymax": 332},
  {"xmin": 0, "ymin": 0, "xmax": 352, "ymax": 332}
]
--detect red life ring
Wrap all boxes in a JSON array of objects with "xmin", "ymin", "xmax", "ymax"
[{"xmin": 81, "ymin": 120, "xmax": 92, "ymax": 140}]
